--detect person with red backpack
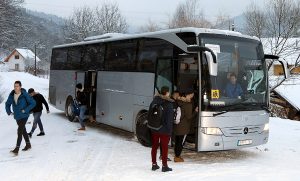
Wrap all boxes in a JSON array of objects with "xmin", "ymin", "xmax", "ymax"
[{"xmin": 148, "ymin": 86, "xmax": 174, "ymax": 172}]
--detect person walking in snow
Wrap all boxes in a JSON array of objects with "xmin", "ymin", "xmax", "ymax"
[
  {"xmin": 5, "ymin": 81, "xmax": 36, "ymax": 156},
  {"xmin": 27, "ymin": 88, "xmax": 50, "ymax": 138},
  {"xmin": 76, "ymin": 83, "xmax": 88, "ymax": 131}
]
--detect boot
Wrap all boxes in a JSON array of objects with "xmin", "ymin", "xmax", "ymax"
[
  {"xmin": 78, "ymin": 127, "xmax": 86, "ymax": 131},
  {"xmin": 37, "ymin": 132, "xmax": 45, "ymax": 136},
  {"xmin": 151, "ymin": 164, "xmax": 160, "ymax": 171},
  {"xmin": 162, "ymin": 166, "xmax": 173, "ymax": 172},
  {"xmin": 22, "ymin": 143, "xmax": 31, "ymax": 151},
  {"xmin": 28, "ymin": 132, "xmax": 32, "ymax": 138},
  {"xmin": 174, "ymin": 156, "xmax": 184, "ymax": 162},
  {"xmin": 10, "ymin": 147, "xmax": 19, "ymax": 156}
]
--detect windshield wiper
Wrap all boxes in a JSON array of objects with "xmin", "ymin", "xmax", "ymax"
[{"xmin": 213, "ymin": 110, "xmax": 228, "ymax": 117}]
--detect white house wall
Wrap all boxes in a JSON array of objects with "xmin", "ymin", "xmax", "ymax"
[{"xmin": 7, "ymin": 53, "xmax": 25, "ymax": 71}]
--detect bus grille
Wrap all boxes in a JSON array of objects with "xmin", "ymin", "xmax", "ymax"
[{"xmin": 222, "ymin": 126, "xmax": 263, "ymax": 137}]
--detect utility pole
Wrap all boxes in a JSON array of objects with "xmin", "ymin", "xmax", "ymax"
[{"xmin": 34, "ymin": 44, "xmax": 37, "ymax": 76}]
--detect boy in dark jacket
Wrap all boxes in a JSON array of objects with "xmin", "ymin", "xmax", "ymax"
[
  {"xmin": 5, "ymin": 81, "xmax": 36, "ymax": 156},
  {"xmin": 150, "ymin": 86, "xmax": 174, "ymax": 172},
  {"xmin": 28, "ymin": 88, "xmax": 50, "ymax": 137},
  {"xmin": 76, "ymin": 83, "xmax": 88, "ymax": 130}
]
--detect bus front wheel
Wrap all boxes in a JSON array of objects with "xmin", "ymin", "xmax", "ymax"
[
  {"xmin": 135, "ymin": 112, "xmax": 152, "ymax": 147},
  {"xmin": 65, "ymin": 96, "xmax": 76, "ymax": 122}
]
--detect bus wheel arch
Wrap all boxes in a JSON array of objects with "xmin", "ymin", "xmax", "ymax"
[
  {"xmin": 135, "ymin": 110, "xmax": 152, "ymax": 147},
  {"xmin": 65, "ymin": 96, "xmax": 76, "ymax": 122}
]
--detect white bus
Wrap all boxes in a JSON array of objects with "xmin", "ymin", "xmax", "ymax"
[{"xmin": 49, "ymin": 27, "xmax": 289, "ymax": 151}]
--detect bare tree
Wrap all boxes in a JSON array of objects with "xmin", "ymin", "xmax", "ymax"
[
  {"xmin": 95, "ymin": 2, "xmax": 128, "ymax": 34},
  {"xmin": 63, "ymin": 6, "xmax": 96, "ymax": 43},
  {"xmin": 0, "ymin": 0, "xmax": 25, "ymax": 48},
  {"xmin": 139, "ymin": 19, "xmax": 161, "ymax": 32},
  {"xmin": 63, "ymin": 2, "xmax": 128, "ymax": 43},
  {"xmin": 244, "ymin": 0, "xmax": 300, "ymax": 91},
  {"xmin": 213, "ymin": 12, "xmax": 232, "ymax": 30},
  {"xmin": 244, "ymin": 2, "xmax": 266, "ymax": 39},
  {"xmin": 168, "ymin": 0, "xmax": 212, "ymax": 28}
]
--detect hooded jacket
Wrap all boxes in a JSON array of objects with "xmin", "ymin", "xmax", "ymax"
[
  {"xmin": 5, "ymin": 88, "xmax": 36, "ymax": 121},
  {"xmin": 150, "ymin": 94, "xmax": 174, "ymax": 135},
  {"xmin": 174, "ymin": 96, "xmax": 196, "ymax": 136}
]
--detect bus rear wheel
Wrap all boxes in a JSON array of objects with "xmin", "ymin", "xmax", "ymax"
[
  {"xmin": 65, "ymin": 96, "xmax": 76, "ymax": 122},
  {"xmin": 135, "ymin": 112, "xmax": 152, "ymax": 147}
]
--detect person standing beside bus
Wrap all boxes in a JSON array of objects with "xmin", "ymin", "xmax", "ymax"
[
  {"xmin": 173, "ymin": 88, "xmax": 198, "ymax": 162},
  {"xmin": 76, "ymin": 83, "xmax": 88, "ymax": 131},
  {"xmin": 5, "ymin": 81, "xmax": 36, "ymax": 156},
  {"xmin": 149, "ymin": 86, "xmax": 174, "ymax": 172},
  {"xmin": 27, "ymin": 88, "xmax": 50, "ymax": 138}
]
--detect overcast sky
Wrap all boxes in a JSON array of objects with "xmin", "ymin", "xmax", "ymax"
[{"xmin": 24, "ymin": 0, "xmax": 265, "ymax": 29}]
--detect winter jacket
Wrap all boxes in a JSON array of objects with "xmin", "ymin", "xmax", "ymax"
[
  {"xmin": 150, "ymin": 94, "xmax": 174, "ymax": 135},
  {"xmin": 5, "ymin": 88, "xmax": 36, "ymax": 121},
  {"xmin": 225, "ymin": 83, "xmax": 243, "ymax": 98},
  {"xmin": 174, "ymin": 97, "xmax": 196, "ymax": 136},
  {"xmin": 31, "ymin": 93, "xmax": 49, "ymax": 113},
  {"xmin": 76, "ymin": 90, "xmax": 88, "ymax": 106}
]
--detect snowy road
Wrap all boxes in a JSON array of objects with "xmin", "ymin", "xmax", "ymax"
[{"xmin": 0, "ymin": 72, "xmax": 300, "ymax": 181}]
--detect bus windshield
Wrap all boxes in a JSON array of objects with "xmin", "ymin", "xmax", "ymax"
[{"xmin": 200, "ymin": 35, "xmax": 267, "ymax": 112}]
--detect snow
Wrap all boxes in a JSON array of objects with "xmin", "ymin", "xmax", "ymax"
[
  {"xmin": 275, "ymin": 75, "xmax": 300, "ymax": 111},
  {"xmin": 1, "ymin": 72, "xmax": 300, "ymax": 181}
]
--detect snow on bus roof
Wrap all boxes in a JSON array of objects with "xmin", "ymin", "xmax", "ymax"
[{"xmin": 53, "ymin": 27, "xmax": 259, "ymax": 49}]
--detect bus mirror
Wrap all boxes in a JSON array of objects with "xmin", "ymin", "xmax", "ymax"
[
  {"xmin": 277, "ymin": 59, "xmax": 290, "ymax": 79},
  {"xmin": 264, "ymin": 54, "xmax": 290, "ymax": 79},
  {"xmin": 205, "ymin": 52, "xmax": 218, "ymax": 76},
  {"xmin": 187, "ymin": 45, "xmax": 217, "ymax": 63}
]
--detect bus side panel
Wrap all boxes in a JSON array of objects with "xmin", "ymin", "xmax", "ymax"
[
  {"xmin": 96, "ymin": 71, "xmax": 154, "ymax": 132},
  {"xmin": 49, "ymin": 70, "xmax": 76, "ymax": 111}
]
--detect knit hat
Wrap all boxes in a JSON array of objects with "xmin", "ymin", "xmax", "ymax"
[{"xmin": 28, "ymin": 88, "xmax": 34, "ymax": 94}]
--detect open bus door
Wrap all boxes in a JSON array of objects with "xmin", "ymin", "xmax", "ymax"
[{"xmin": 84, "ymin": 71, "xmax": 97, "ymax": 121}]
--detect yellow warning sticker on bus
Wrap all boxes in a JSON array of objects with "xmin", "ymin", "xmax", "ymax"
[{"xmin": 211, "ymin": 89, "xmax": 220, "ymax": 99}]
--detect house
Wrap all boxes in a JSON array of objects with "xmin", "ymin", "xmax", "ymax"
[{"xmin": 4, "ymin": 48, "xmax": 41, "ymax": 72}]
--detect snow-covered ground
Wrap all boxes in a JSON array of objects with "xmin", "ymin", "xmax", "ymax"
[{"xmin": 0, "ymin": 72, "xmax": 300, "ymax": 181}]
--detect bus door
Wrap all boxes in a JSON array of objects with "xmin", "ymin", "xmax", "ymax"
[
  {"xmin": 84, "ymin": 71, "xmax": 97, "ymax": 119},
  {"xmin": 155, "ymin": 57, "xmax": 174, "ymax": 93}
]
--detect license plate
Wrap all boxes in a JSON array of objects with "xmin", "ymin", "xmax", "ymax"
[{"xmin": 238, "ymin": 139, "xmax": 252, "ymax": 146}]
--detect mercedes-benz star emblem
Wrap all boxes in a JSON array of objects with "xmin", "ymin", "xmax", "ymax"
[{"xmin": 243, "ymin": 127, "xmax": 249, "ymax": 134}]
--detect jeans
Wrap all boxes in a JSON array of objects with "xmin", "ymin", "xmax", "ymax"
[
  {"xmin": 79, "ymin": 105, "xmax": 87, "ymax": 128},
  {"xmin": 31, "ymin": 112, "xmax": 44, "ymax": 134},
  {"xmin": 151, "ymin": 133, "xmax": 170, "ymax": 167},
  {"xmin": 16, "ymin": 118, "xmax": 30, "ymax": 147}
]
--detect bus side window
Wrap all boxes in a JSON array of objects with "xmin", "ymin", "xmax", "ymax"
[
  {"xmin": 106, "ymin": 40, "xmax": 137, "ymax": 71},
  {"xmin": 83, "ymin": 44, "xmax": 105, "ymax": 70},
  {"xmin": 51, "ymin": 48, "xmax": 67, "ymax": 70}
]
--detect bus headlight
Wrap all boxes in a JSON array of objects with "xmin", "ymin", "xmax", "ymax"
[
  {"xmin": 263, "ymin": 123, "xmax": 269, "ymax": 131},
  {"xmin": 201, "ymin": 127, "xmax": 223, "ymax": 135}
]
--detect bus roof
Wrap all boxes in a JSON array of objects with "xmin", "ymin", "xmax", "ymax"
[{"xmin": 53, "ymin": 27, "xmax": 260, "ymax": 49}]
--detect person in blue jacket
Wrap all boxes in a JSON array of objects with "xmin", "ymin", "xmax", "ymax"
[
  {"xmin": 5, "ymin": 81, "xmax": 36, "ymax": 156},
  {"xmin": 224, "ymin": 73, "xmax": 243, "ymax": 98}
]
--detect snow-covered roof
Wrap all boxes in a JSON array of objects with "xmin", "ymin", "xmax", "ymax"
[
  {"xmin": 4, "ymin": 48, "xmax": 41, "ymax": 62},
  {"xmin": 54, "ymin": 27, "xmax": 260, "ymax": 48},
  {"xmin": 274, "ymin": 76, "xmax": 300, "ymax": 111},
  {"xmin": 262, "ymin": 38, "xmax": 300, "ymax": 65}
]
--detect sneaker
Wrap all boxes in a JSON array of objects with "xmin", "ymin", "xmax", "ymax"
[
  {"xmin": 159, "ymin": 155, "xmax": 172, "ymax": 161},
  {"xmin": 10, "ymin": 147, "xmax": 19, "ymax": 156},
  {"xmin": 151, "ymin": 164, "xmax": 160, "ymax": 171},
  {"xmin": 37, "ymin": 132, "xmax": 45, "ymax": 136},
  {"xmin": 28, "ymin": 132, "xmax": 32, "ymax": 138},
  {"xmin": 162, "ymin": 166, "xmax": 172, "ymax": 172},
  {"xmin": 78, "ymin": 127, "xmax": 86, "ymax": 131},
  {"xmin": 22, "ymin": 144, "xmax": 31, "ymax": 151},
  {"xmin": 174, "ymin": 156, "xmax": 184, "ymax": 162}
]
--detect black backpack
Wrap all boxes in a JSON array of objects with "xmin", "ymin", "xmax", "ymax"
[{"xmin": 147, "ymin": 102, "xmax": 165, "ymax": 131}]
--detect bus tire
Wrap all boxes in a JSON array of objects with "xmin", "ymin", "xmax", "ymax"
[
  {"xmin": 135, "ymin": 112, "xmax": 152, "ymax": 147},
  {"xmin": 65, "ymin": 96, "xmax": 76, "ymax": 122}
]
